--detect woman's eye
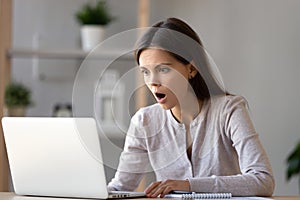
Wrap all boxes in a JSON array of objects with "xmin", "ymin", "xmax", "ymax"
[
  {"xmin": 158, "ymin": 67, "xmax": 170, "ymax": 73},
  {"xmin": 141, "ymin": 69, "xmax": 150, "ymax": 76}
]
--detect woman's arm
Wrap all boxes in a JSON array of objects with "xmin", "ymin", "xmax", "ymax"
[
  {"xmin": 107, "ymin": 116, "xmax": 151, "ymax": 191},
  {"xmin": 188, "ymin": 96, "xmax": 275, "ymax": 196}
]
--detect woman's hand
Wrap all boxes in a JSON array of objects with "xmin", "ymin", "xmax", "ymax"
[{"xmin": 144, "ymin": 179, "xmax": 191, "ymax": 198}]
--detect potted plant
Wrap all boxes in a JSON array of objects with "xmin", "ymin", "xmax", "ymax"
[
  {"xmin": 286, "ymin": 140, "xmax": 300, "ymax": 192},
  {"xmin": 75, "ymin": 0, "xmax": 115, "ymax": 51},
  {"xmin": 4, "ymin": 82, "xmax": 32, "ymax": 117}
]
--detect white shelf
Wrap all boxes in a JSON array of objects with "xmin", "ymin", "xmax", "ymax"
[{"xmin": 7, "ymin": 48, "xmax": 133, "ymax": 60}]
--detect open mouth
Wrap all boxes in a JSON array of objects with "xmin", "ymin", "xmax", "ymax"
[{"xmin": 155, "ymin": 92, "xmax": 166, "ymax": 100}]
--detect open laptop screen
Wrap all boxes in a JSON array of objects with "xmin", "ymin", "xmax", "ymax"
[{"xmin": 2, "ymin": 117, "xmax": 109, "ymax": 199}]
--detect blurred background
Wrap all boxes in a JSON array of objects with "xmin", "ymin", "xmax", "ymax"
[{"xmin": 1, "ymin": 0, "xmax": 299, "ymax": 195}]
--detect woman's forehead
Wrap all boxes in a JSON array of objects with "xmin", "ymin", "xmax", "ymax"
[{"xmin": 139, "ymin": 48, "xmax": 176, "ymax": 65}]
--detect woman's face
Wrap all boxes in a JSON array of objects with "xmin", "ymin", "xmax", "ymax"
[{"xmin": 139, "ymin": 48, "xmax": 195, "ymax": 110}]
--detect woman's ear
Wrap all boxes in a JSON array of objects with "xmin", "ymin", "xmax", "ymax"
[{"xmin": 187, "ymin": 63, "xmax": 198, "ymax": 79}]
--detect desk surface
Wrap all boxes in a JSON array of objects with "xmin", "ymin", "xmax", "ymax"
[{"xmin": 0, "ymin": 192, "xmax": 299, "ymax": 200}]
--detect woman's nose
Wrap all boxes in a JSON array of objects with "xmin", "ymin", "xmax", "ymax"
[
  {"xmin": 145, "ymin": 74, "xmax": 161, "ymax": 86},
  {"xmin": 150, "ymin": 82, "xmax": 161, "ymax": 87}
]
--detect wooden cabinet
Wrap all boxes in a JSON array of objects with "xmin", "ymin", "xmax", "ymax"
[{"xmin": 0, "ymin": 0, "xmax": 12, "ymax": 192}]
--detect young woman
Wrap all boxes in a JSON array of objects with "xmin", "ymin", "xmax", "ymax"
[{"xmin": 107, "ymin": 17, "xmax": 274, "ymax": 197}]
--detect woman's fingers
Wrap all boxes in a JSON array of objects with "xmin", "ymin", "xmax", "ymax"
[
  {"xmin": 145, "ymin": 180, "xmax": 190, "ymax": 198},
  {"xmin": 159, "ymin": 185, "xmax": 173, "ymax": 198},
  {"xmin": 144, "ymin": 181, "xmax": 161, "ymax": 195}
]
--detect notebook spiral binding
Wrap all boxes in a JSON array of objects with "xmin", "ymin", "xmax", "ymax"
[{"xmin": 182, "ymin": 192, "xmax": 232, "ymax": 199}]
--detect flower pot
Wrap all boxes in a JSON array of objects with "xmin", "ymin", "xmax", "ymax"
[
  {"xmin": 7, "ymin": 107, "xmax": 26, "ymax": 117},
  {"xmin": 80, "ymin": 25, "xmax": 105, "ymax": 51}
]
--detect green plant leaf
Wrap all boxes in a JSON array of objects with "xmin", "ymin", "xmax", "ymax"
[
  {"xmin": 286, "ymin": 141, "xmax": 300, "ymax": 181},
  {"xmin": 75, "ymin": 0, "xmax": 115, "ymax": 25},
  {"xmin": 287, "ymin": 158, "xmax": 300, "ymax": 179},
  {"xmin": 5, "ymin": 82, "xmax": 32, "ymax": 108}
]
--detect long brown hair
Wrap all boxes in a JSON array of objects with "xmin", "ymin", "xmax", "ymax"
[{"xmin": 134, "ymin": 17, "xmax": 227, "ymax": 100}]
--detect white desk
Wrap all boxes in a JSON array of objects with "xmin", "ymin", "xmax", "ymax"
[{"xmin": 1, "ymin": 192, "xmax": 300, "ymax": 200}]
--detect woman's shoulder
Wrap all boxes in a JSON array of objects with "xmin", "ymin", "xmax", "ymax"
[
  {"xmin": 138, "ymin": 103, "xmax": 162, "ymax": 112},
  {"xmin": 131, "ymin": 103, "xmax": 166, "ymax": 127},
  {"xmin": 135, "ymin": 103, "xmax": 164, "ymax": 117},
  {"xmin": 211, "ymin": 94, "xmax": 247, "ymax": 106},
  {"xmin": 208, "ymin": 95, "xmax": 248, "ymax": 113}
]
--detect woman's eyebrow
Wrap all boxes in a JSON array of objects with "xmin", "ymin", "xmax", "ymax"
[
  {"xmin": 156, "ymin": 63, "xmax": 172, "ymax": 66},
  {"xmin": 139, "ymin": 66, "xmax": 148, "ymax": 70},
  {"xmin": 139, "ymin": 63, "xmax": 172, "ymax": 68},
  {"xmin": 154, "ymin": 63, "xmax": 172, "ymax": 70}
]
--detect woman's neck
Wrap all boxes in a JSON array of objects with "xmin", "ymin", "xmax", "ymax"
[{"xmin": 171, "ymin": 94, "xmax": 202, "ymax": 126}]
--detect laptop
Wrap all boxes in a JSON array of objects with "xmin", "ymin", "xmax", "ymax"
[{"xmin": 2, "ymin": 117, "xmax": 146, "ymax": 199}]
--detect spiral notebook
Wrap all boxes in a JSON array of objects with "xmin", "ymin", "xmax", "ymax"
[{"xmin": 165, "ymin": 191, "xmax": 232, "ymax": 199}]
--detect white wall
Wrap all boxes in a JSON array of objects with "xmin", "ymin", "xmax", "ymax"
[
  {"xmin": 11, "ymin": 0, "xmax": 299, "ymax": 195},
  {"xmin": 149, "ymin": 0, "xmax": 300, "ymax": 195}
]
